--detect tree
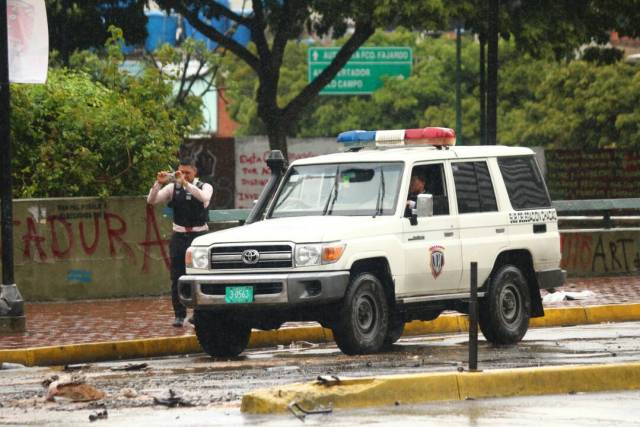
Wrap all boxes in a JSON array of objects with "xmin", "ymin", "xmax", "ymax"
[
  {"xmin": 10, "ymin": 28, "xmax": 203, "ymax": 198},
  {"xmin": 155, "ymin": 0, "xmax": 450, "ymax": 157},
  {"xmin": 46, "ymin": 0, "xmax": 148, "ymax": 63},
  {"xmin": 451, "ymin": 0, "xmax": 640, "ymax": 145}
]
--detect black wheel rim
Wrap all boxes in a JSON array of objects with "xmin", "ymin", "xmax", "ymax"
[
  {"xmin": 498, "ymin": 283, "xmax": 521, "ymax": 327},
  {"xmin": 355, "ymin": 293, "xmax": 377, "ymax": 334}
]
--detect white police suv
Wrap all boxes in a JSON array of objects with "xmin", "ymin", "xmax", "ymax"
[{"xmin": 179, "ymin": 127, "xmax": 565, "ymax": 357}]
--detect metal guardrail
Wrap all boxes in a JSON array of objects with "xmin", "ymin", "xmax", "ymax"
[
  {"xmin": 552, "ymin": 198, "xmax": 640, "ymax": 229},
  {"xmin": 552, "ymin": 198, "xmax": 640, "ymax": 212}
]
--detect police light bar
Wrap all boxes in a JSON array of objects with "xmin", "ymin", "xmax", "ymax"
[
  {"xmin": 336, "ymin": 127, "xmax": 456, "ymax": 147},
  {"xmin": 404, "ymin": 127, "xmax": 456, "ymax": 146}
]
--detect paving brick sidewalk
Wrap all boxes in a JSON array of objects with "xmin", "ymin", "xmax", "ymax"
[{"xmin": 1, "ymin": 276, "xmax": 639, "ymax": 350}]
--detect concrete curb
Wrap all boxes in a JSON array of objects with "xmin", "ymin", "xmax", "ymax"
[
  {"xmin": 241, "ymin": 362, "xmax": 640, "ymax": 413},
  {"xmin": 2, "ymin": 303, "xmax": 640, "ymax": 367}
]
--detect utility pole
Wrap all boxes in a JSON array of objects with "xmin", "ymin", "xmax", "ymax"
[
  {"xmin": 455, "ymin": 24, "xmax": 462, "ymax": 145},
  {"xmin": 487, "ymin": 0, "xmax": 499, "ymax": 145},
  {"xmin": 0, "ymin": 0, "xmax": 26, "ymax": 331}
]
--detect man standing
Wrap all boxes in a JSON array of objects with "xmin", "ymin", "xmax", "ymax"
[{"xmin": 147, "ymin": 157, "xmax": 213, "ymax": 327}]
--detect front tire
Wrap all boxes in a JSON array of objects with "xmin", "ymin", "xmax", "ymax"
[
  {"xmin": 194, "ymin": 310, "xmax": 251, "ymax": 357},
  {"xmin": 383, "ymin": 315, "xmax": 405, "ymax": 348},
  {"xmin": 479, "ymin": 265, "xmax": 531, "ymax": 345},
  {"xmin": 332, "ymin": 273, "xmax": 389, "ymax": 355}
]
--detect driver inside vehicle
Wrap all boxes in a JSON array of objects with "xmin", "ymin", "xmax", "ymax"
[{"xmin": 405, "ymin": 174, "xmax": 427, "ymax": 215}]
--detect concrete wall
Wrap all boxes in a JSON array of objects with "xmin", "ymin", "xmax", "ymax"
[
  {"xmin": 561, "ymin": 229, "xmax": 640, "ymax": 277},
  {"xmin": 12, "ymin": 197, "xmax": 174, "ymax": 301},
  {"xmin": 235, "ymin": 136, "xmax": 340, "ymax": 208}
]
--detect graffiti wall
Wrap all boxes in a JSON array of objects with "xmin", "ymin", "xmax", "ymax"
[
  {"xmin": 10, "ymin": 197, "xmax": 173, "ymax": 301},
  {"xmin": 561, "ymin": 230, "xmax": 640, "ymax": 277},
  {"xmin": 234, "ymin": 137, "xmax": 341, "ymax": 208}
]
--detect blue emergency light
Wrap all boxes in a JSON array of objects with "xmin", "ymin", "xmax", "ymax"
[{"xmin": 336, "ymin": 130, "xmax": 376, "ymax": 144}]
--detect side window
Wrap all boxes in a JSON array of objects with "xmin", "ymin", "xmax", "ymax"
[
  {"xmin": 407, "ymin": 163, "xmax": 449, "ymax": 216},
  {"xmin": 452, "ymin": 161, "xmax": 498, "ymax": 214},
  {"xmin": 498, "ymin": 156, "xmax": 551, "ymax": 210}
]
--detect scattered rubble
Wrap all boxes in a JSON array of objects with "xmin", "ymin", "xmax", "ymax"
[
  {"xmin": 153, "ymin": 389, "xmax": 194, "ymax": 408},
  {"xmin": 42, "ymin": 375, "xmax": 105, "ymax": 402},
  {"xmin": 88, "ymin": 409, "xmax": 108, "ymax": 422},
  {"xmin": 110, "ymin": 363, "xmax": 149, "ymax": 372}
]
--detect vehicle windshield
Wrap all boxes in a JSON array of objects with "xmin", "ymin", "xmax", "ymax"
[{"xmin": 270, "ymin": 162, "xmax": 404, "ymax": 218}]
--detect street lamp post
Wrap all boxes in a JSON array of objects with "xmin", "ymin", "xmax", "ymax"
[{"xmin": 0, "ymin": 0, "xmax": 25, "ymax": 330}]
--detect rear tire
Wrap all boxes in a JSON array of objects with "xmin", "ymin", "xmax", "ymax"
[
  {"xmin": 332, "ymin": 273, "xmax": 389, "ymax": 355},
  {"xmin": 479, "ymin": 265, "xmax": 531, "ymax": 345},
  {"xmin": 193, "ymin": 310, "xmax": 251, "ymax": 357}
]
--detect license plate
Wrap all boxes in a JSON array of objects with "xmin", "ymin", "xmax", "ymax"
[{"xmin": 225, "ymin": 286, "xmax": 254, "ymax": 304}]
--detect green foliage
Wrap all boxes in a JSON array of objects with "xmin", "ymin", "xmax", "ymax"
[
  {"xmin": 10, "ymin": 28, "xmax": 204, "ymax": 198},
  {"xmin": 46, "ymin": 0, "xmax": 147, "ymax": 62},
  {"xmin": 224, "ymin": 29, "xmax": 640, "ymax": 149}
]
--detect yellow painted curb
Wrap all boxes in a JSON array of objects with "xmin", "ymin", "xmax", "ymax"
[
  {"xmin": 241, "ymin": 362, "xmax": 640, "ymax": 413},
  {"xmin": 2, "ymin": 303, "xmax": 640, "ymax": 367}
]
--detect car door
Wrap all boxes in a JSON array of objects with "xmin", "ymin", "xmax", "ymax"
[
  {"xmin": 401, "ymin": 162, "xmax": 463, "ymax": 296},
  {"xmin": 452, "ymin": 159, "xmax": 510, "ymax": 292}
]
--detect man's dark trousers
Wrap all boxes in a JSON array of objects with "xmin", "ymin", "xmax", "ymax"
[{"xmin": 169, "ymin": 231, "xmax": 205, "ymax": 319}]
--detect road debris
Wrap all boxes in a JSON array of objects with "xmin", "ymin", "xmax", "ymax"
[
  {"xmin": 119, "ymin": 388, "xmax": 138, "ymax": 398},
  {"xmin": 63, "ymin": 364, "xmax": 91, "ymax": 372},
  {"xmin": 110, "ymin": 363, "xmax": 149, "ymax": 371},
  {"xmin": 288, "ymin": 401, "xmax": 333, "ymax": 421},
  {"xmin": 0, "ymin": 362, "xmax": 25, "ymax": 370},
  {"xmin": 542, "ymin": 290, "xmax": 596, "ymax": 303},
  {"xmin": 153, "ymin": 389, "xmax": 194, "ymax": 408},
  {"xmin": 88, "ymin": 409, "xmax": 108, "ymax": 422},
  {"xmin": 316, "ymin": 375, "xmax": 342, "ymax": 386},
  {"xmin": 42, "ymin": 375, "xmax": 105, "ymax": 402}
]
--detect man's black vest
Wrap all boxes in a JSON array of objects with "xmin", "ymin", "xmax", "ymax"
[{"xmin": 169, "ymin": 181, "xmax": 208, "ymax": 227}]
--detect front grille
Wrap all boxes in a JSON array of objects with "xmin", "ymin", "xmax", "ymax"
[
  {"xmin": 201, "ymin": 282, "xmax": 283, "ymax": 296},
  {"xmin": 210, "ymin": 244, "xmax": 293, "ymax": 270}
]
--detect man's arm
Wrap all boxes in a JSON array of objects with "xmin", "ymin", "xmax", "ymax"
[
  {"xmin": 184, "ymin": 181, "xmax": 213, "ymax": 208},
  {"xmin": 147, "ymin": 171, "xmax": 175, "ymax": 205}
]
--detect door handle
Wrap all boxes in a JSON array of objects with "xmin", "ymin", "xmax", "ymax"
[
  {"xmin": 444, "ymin": 231, "xmax": 454, "ymax": 237},
  {"xmin": 495, "ymin": 228, "xmax": 505, "ymax": 234}
]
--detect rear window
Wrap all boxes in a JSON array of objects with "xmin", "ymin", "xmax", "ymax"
[
  {"xmin": 498, "ymin": 156, "xmax": 551, "ymax": 210},
  {"xmin": 452, "ymin": 161, "xmax": 498, "ymax": 214}
]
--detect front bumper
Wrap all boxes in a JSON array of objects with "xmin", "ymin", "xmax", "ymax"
[{"xmin": 178, "ymin": 271, "xmax": 350, "ymax": 308}]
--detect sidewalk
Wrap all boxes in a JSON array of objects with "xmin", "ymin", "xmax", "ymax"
[{"xmin": 1, "ymin": 275, "xmax": 639, "ymax": 351}]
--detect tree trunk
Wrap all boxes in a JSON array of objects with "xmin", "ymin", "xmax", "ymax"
[
  {"xmin": 265, "ymin": 118, "xmax": 288, "ymax": 159},
  {"xmin": 487, "ymin": 0, "xmax": 499, "ymax": 145}
]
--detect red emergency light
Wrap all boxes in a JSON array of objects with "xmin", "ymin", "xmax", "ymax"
[{"xmin": 404, "ymin": 127, "xmax": 456, "ymax": 146}]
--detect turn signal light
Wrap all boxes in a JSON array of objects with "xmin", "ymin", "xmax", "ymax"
[{"xmin": 322, "ymin": 244, "xmax": 346, "ymax": 263}]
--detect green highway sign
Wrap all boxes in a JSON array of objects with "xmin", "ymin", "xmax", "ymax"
[{"xmin": 308, "ymin": 47, "xmax": 413, "ymax": 95}]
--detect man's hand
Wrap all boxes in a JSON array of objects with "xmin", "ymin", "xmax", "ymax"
[
  {"xmin": 174, "ymin": 170, "xmax": 186, "ymax": 186},
  {"xmin": 156, "ymin": 171, "xmax": 171, "ymax": 185}
]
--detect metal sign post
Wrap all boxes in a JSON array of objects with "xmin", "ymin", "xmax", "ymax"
[
  {"xmin": 468, "ymin": 261, "xmax": 478, "ymax": 371},
  {"xmin": 0, "ymin": 0, "xmax": 25, "ymax": 326}
]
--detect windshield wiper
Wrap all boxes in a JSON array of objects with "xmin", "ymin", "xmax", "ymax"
[
  {"xmin": 322, "ymin": 166, "xmax": 340, "ymax": 215},
  {"xmin": 374, "ymin": 166, "xmax": 385, "ymax": 217}
]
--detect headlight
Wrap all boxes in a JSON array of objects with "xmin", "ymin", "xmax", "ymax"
[
  {"xmin": 295, "ymin": 244, "xmax": 321, "ymax": 266},
  {"xmin": 295, "ymin": 243, "xmax": 346, "ymax": 266},
  {"xmin": 186, "ymin": 247, "xmax": 209, "ymax": 269}
]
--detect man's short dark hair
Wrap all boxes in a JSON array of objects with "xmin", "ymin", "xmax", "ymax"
[{"xmin": 179, "ymin": 156, "xmax": 197, "ymax": 168}]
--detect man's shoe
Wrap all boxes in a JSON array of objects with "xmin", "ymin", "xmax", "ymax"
[{"xmin": 172, "ymin": 317, "xmax": 185, "ymax": 327}]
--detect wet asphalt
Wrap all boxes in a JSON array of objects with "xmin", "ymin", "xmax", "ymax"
[{"xmin": 1, "ymin": 321, "xmax": 640, "ymax": 425}]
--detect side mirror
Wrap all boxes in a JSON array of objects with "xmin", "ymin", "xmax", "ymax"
[{"xmin": 415, "ymin": 193, "xmax": 434, "ymax": 217}]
